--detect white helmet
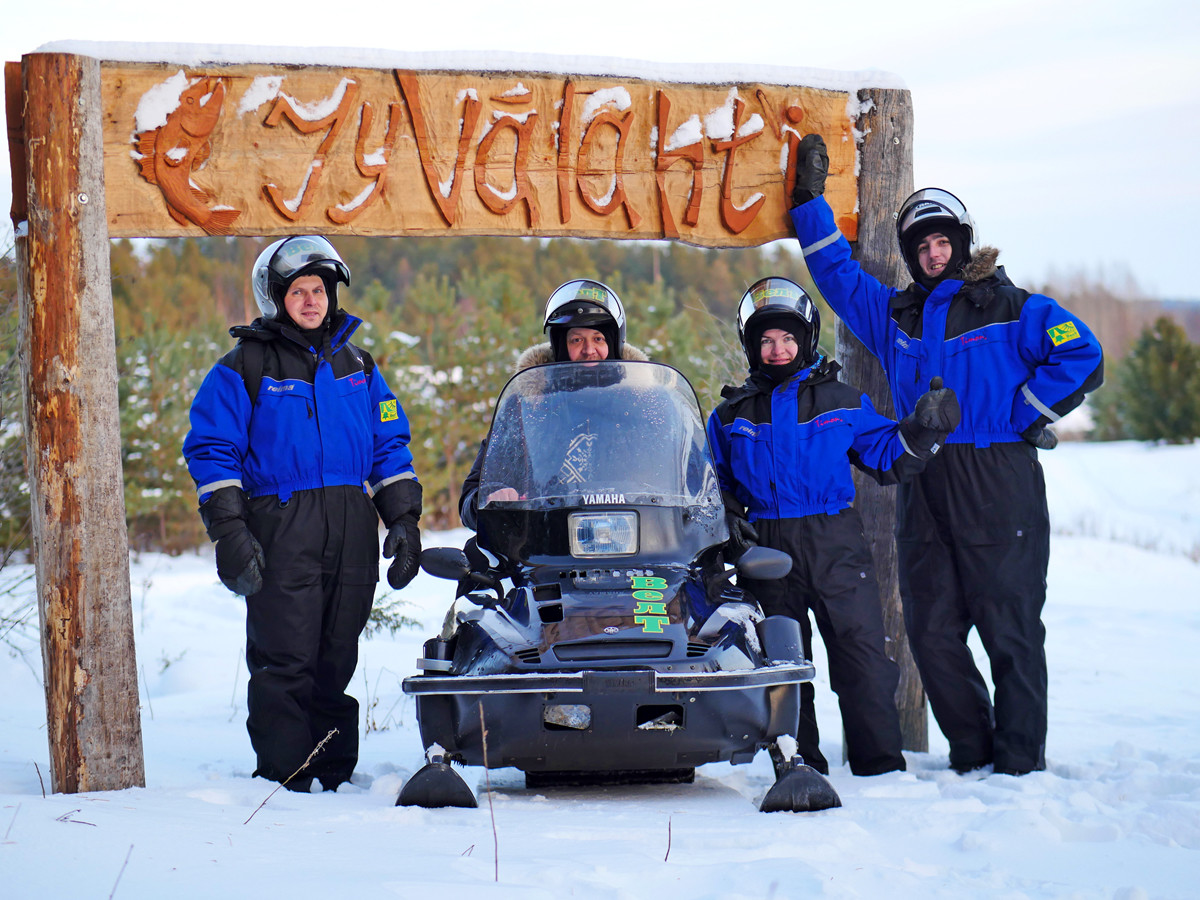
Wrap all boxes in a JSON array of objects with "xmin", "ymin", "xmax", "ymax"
[
  {"xmin": 251, "ymin": 236, "xmax": 351, "ymax": 321},
  {"xmin": 896, "ymin": 188, "xmax": 978, "ymax": 282}
]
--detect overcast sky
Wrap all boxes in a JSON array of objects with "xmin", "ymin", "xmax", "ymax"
[{"xmin": 4, "ymin": 0, "xmax": 1198, "ymax": 300}]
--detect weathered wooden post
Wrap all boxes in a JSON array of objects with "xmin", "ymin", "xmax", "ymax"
[
  {"xmin": 15, "ymin": 52, "xmax": 145, "ymax": 792},
  {"xmin": 836, "ymin": 87, "xmax": 927, "ymax": 751}
]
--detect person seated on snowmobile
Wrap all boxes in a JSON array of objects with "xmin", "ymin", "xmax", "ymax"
[{"xmin": 457, "ymin": 279, "xmax": 648, "ymax": 527}]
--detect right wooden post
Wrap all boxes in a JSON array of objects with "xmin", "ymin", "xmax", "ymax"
[{"xmin": 837, "ymin": 87, "xmax": 928, "ymax": 752}]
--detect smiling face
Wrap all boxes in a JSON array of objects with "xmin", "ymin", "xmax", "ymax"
[
  {"xmin": 283, "ymin": 274, "xmax": 329, "ymax": 329},
  {"xmin": 917, "ymin": 232, "xmax": 954, "ymax": 279},
  {"xmin": 759, "ymin": 328, "xmax": 799, "ymax": 366},
  {"xmin": 565, "ymin": 327, "xmax": 610, "ymax": 362}
]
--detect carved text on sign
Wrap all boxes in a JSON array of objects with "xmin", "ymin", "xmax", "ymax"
[{"xmin": 107, "ymin": 64, "xmax": 858, "ymax": 244}]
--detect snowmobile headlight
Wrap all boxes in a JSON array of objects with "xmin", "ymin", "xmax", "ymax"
[{"xmin": 568, "ymin": 511, "xmax": 638, "ymax": 557}]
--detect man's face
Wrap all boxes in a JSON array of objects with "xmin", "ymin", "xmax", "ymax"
[
  {"xmin": 917, "ymin": 232, "xmax": 954, "ymax": 279},
  {"xmin": 283, "ymin": 274, "xmax": 329, "ymax": 328},
  {"xmin": 565, "ymin": 327, "xmax": 609, "ymax": 362}
]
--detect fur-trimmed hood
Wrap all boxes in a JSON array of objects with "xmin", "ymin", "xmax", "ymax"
[
  {"xmin": 514, "ymin": 341, "xmax": 649, "ymax": 371},
  {"xmin": 895, "ymin": 245, "xmax": 1010, "ymax": 310},
  {"xmin": 959, "ymin": 246, "xmax": 1000, "ymax": 283}
]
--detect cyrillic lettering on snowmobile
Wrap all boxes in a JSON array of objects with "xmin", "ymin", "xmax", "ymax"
[
  {"xmin": 630, "ymin": 574, "xmax": 669, "ymax": 633},
  {"xmin": 631, "ymin": 576, "xmax": 667, "ymax": 590}
]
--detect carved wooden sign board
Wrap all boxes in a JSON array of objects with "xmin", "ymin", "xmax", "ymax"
[{"xmin": 98, "ymin": 63, "xmax": 860, "ymax": 245}]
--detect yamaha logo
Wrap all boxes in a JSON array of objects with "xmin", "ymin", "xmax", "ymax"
[{"xmin": 583, "ymin": 493, "xmax": 626, "ymax": 504}]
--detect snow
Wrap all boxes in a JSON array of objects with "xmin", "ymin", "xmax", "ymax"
[
  {"xmin": 132, "ymin": 70, "xmax": 193, "ymax": 132},
  {"xmin": 3, "ymin": 440, "xmax": 1200, "ymax": 898},
  {"xmin": 236, "ymin": 76, "xmax": 284, "ymax": 116},
  {"xmin": 36, "ymin": 40, "xmax": 905, "ymax": 92}
]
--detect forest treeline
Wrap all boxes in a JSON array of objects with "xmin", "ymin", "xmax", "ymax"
[{"xmin": 0, "ymin": 235, "xmax": 1193, "ymax": 552}]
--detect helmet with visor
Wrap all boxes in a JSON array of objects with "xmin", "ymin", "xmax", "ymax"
[
  {"xmin": 251, "ymin": 235, "xmax": 351, "ymax": 322},
  {"xmin": 543, "ymin": 280, "xmax": 627, "ymax": 361},
  {"xmin": 736, "ymin": 277, "xmax": 821, "ymax": 371}
]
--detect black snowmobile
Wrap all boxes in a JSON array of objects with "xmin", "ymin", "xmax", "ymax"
[{"xmin": 398, "ymin": 360, "xmax": 840, "ymax": 812}]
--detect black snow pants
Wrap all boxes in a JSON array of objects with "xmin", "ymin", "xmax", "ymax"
[
  {"xmin": 896, "ymin": 442, "xmax": 1050, "ymax": 775},
  {"xmin": 244, "ymin": 485, "xmax": 380, "ymax": 789},
  {"xmin": 741, "ymin": 508, "xmax": 906, "ymax": 776}
]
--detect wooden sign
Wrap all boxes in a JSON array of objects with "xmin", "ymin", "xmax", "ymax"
[{"xmin": 101, "ymin": 63, "xmax": 859, "ymax": 245}]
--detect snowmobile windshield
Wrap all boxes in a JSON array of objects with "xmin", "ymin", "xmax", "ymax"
[{"xmin": 478, "ymin": 361, "xmax": 723, "ymax": 513}]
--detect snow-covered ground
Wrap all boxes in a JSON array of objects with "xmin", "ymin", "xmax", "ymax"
[{"xmin": 2, "ymin": 440, "xmax": 1198, "ymax": 899}]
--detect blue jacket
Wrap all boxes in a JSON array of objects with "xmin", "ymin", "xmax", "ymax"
[
  {"xmin": 183, "ymin": 312, "xmax": 416, "ymax": 504},
  {"xmin": 791, "ymin": 198, "xmax": 1104, "ymax": 447},
  {"xmin": 707, "ymin": 359, "xmax": 924, "ymax": 522}
]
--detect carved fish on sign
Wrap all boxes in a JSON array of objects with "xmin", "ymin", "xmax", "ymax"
[{"xmin": 134, "ymin": 77, "xmax": 241, "ymax": 235}]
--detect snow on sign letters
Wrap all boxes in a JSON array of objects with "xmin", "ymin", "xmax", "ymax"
[{"xmin": 103, "ymin": 63, "xmax": 859, "ymax": 245}]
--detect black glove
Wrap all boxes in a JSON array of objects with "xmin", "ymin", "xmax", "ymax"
[
  {"xmin": 200, "ymin": 487, "xmax": 265, "ymax": 596},
  {"xmin": 383, "ymin": 515, "xmax": 422, "ymax": 590},
  {"xmin": 791, "ymin": 134, "xmax": 829, "ymax": 206},
  {"xmin": 1021, "ymin": 423, "xmax": 1059, "ymax": 450},
  {"xmin": 900, "ymin": 378, "xmax": 961, "ymax": 458},
  {"xmin": 215, "ymin": 526, "xmax": 266, "ymax": 596},
  {"xmin": 726, "ymin": 512, "xmax": 759, "ymax": 561},
  {"xmin": 373, "ymin": 478, "xmax": 423, "ymax": 589}
]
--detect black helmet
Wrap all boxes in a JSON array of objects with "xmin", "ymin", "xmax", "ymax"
[
  {"xmin": 736, "ymin": 277, "xmax": 820, "ymax": 370},
  {"xmin": 251, "ymin": 235, "xmax": 351, "ymax": 322},
  {"xmin": 543, "ymin": 279, "xmax": 626, "ymax": 361},
  {"xmin": 896, "ymin": 188, "xmax": 977, "ymax": 284}
]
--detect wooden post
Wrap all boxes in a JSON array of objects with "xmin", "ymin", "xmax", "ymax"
[
  {"xmin": 17, "ymin": 52, "xmax": 145, "ymax": 792},
  {"xmin": 837, "ymin": 87, "xmax": 928, "ymax": 752}
]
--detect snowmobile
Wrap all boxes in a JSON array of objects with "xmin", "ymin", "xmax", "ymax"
[{"xmin": 398, "ymin": 360, "xmax": 840, "ymax": 813}]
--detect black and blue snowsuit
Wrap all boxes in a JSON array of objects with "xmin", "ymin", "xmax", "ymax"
[
  {"xmin": 708, "ymin": 358, "xmax": 930, "ymax": 776},
  {"xmin": 184, "ymin": 310, "xmax": 418, "ymax": 789},
  {"xmin": 791, "ymin": 196, "xmax": 1104, "ymax": 774}
]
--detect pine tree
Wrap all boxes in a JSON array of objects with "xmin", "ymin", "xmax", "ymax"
[{"xmin": 1098, "ymin": 316, "xmax": 1200, "ymax": 443}]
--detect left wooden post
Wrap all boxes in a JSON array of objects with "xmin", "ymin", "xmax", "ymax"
[{"xmin": 15, "ymin": 52, "xmax": 145, "ymax": 793}]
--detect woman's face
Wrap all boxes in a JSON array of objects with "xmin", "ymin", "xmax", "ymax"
[
  {"xmin": 283, "ymin": 275, "xmax": 329, "ymax": 329},
  {"xmin": 759, "ymin": 328, "xmax": 798, "ymax": 366}
]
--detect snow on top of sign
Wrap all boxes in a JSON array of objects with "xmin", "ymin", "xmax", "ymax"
[{"xmin": 35, "ymin": 40, "xmax": 905, "ymax": 92}]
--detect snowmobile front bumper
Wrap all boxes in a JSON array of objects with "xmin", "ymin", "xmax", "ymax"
[
  {"xmin": 402, "ymin": 663, "xmax": 813, "ymax": 696},
  {"xmin": 401, "ymin": 663, "xmax": 811, "ymax": 773}
]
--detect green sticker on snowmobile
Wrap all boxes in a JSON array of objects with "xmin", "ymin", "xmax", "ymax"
[{"xmin": 630, "ymin": 575, "xmax": 669, "ymax": 633}]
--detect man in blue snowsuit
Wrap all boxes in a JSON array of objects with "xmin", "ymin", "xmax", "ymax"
[
  {"xmin": 788, "ymin": 136, "xmax": 1104, "ymax": 774},
  {"xmin": 707, "ymin": 277, "xmax": 960, "ymax": 776},
  {"xmin": 183, "ymin": 236, "xmax": 421, "ymax": 792}
]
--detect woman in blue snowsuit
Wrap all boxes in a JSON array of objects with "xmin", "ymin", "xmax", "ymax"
[
  {"xmin": 788, "ymin": 137, "xmax": 1104, "ymax": 774},
  {"xmin": 707, "ymin": 277, "xmax": 960, "ymax": 776},
  {"xmin": 183, "ymin": 236, "xmax": 421, "ymax": 792}
]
